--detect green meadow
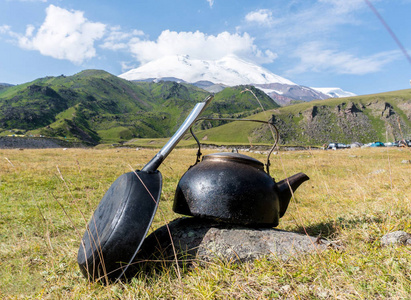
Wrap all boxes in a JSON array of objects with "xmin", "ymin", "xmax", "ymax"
[{"xmin": 1, "ymin": 146, "xmax": 411, "ymax": 299}]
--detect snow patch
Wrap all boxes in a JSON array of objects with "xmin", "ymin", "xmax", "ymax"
[
  {"xmin": 256, "ymin": 87, "xmax": 284, "ymax": 95},
  {"xmin": 311, "ymin": 87, "xmax": 356, "ymax": 98}
]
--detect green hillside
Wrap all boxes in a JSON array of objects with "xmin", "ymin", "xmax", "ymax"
[
  {"xmin": 0, "ymin": 70, "xmax": 278, "ymax": 144},
  {"xmin": 2, "ymin": 69, "xmax": 409, "ymax": 147},
  {"xmin": 194, "ymin": 89, "xmax": 411, "ymax": 146}
]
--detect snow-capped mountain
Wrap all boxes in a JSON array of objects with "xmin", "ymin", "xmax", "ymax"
[
  {"xmin": 119, "ymin": 54, "xmax": 355, "ymax": 105},
  {"xmin": 311, "ymin": 87, "xmax": 357, "ymax": 98},
  {"xmin": 253, "ymin": 83, "xmax": 331, "ymax": 106},
  {"xmin": 120, "ymin": 54, "xmax": 295, "ymax": 86},
  {"xmin": 0, "ymin": 83, "xmax": 13, "ymax": 89}
]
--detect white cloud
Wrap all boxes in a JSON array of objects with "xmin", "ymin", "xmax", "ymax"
[
  {"xmin": 207, "ymin": 0, "xmax": 214, "ymax": 8},
  {"xmin": 101, "ymin": 26, "xmax": 144, "ymax": 51},
  {"xmin": 245, "ymin": 9, "xmax": 274, "ymax": 26},
  {"xmin": 0, "ymin": 24, "xmax": 22, "ymax": 40},
  {"xmin": 318, "ymin": 0, "xmax": 367, "ymax": 13},
  {"xmin": 0, "ymin": 25, "xmax": 11, "ymax": 34},
  {"xmin": 288, "ymin": 42, "xmax": 400, "ymax": 75},
  {"xmin": 239, "ymin": 0, "xmax": 396, "ymax": 77},
  {"xmin": 120, "ymin": 61, "xmax": 138, "ymax": 73},
  {"xmin": 241, "ymin": 1, "xmax": 376, "ymax": 47},
  {"xmin": 17, "ymin": 5, "xmax": 106, "ymax": 64},
  {"xmin": 128, "ymin": 30, "xmax": 277, "ymax": 65}
]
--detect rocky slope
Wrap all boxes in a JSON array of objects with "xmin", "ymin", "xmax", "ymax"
[
  {"xmin": 273, "ymin": 98, "xmax": 411, "ymax": 144},
  {"xmin": 254, "ymin": 83, "xmax": 330, "ymax": 106},
  {"xmin": 195, "ymin": 89, "xmax": 411, "ymax": 145}
]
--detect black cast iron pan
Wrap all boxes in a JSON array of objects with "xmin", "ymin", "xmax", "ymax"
[{"xmin": 77, "ymin": 95, "xmax": 213, "ymax": 283}]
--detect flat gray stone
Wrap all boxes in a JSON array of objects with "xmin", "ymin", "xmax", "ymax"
[
  {"xmin": 134, "ymin": 218, "xmax": 337, "ymax": 269},
  {"xmin": 381, "ymin": 231, "xmax": 411, "ymax": 246}
]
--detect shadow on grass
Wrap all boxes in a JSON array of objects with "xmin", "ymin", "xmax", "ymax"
[
  {"xmin": 81, "ymin": 217, "xmax": 236, "ymax": 284},
  {"xmin": 293, "ymin": 220, "xmax": 339, "ymax": 239},
  {"xmin": 293, "ymin": 214, "xmax": 384, "ymax": 239},
  {"xmin": 120, "ymin": 217, "xmax": 214, "ymax": 281}
]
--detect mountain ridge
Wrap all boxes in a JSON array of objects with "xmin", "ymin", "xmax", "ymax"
[
  {"xmin": 120, "ymin": 54, "xmax": 296, "ymax": 86},
  {"xmin": 1, "ymin": 69, "xmax": 410, "ymax": 146},
  {"xmin": 0, "ymin": 70, "xmax": 278, "ymax": 144},
  {"xmin": 192, "ymin": 89, "xmax": 411, "ymax": 145},
  {"xmin": 119, "ymin": 54, "xmax": 356, "ymax": 104}
]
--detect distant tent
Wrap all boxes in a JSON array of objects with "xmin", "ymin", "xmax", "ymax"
[
  {"xmin": 350, "ymin": 142, "xmax": 363, "ymax": 148},
  {"xmin": 370, "ymin": 141, "xmax": 385, "ymax": 147}
]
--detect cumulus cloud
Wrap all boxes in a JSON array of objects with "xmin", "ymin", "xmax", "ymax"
[
  {"xmin": 101, "ymin": 26, "xmax": 144, "ymax": 51},
  {"xmin": 2, "ymin": 5, "xmax": 274, "ymax": 68},
  {"xmin": 207, "ymin": 0, "xmax": 214, "ymax": 8},
  {"xmin": 128, "ymin": 30, "xmax": 277, "ymax": 65},
  {"xmin": 245, "ymin": 9, "xmax": 274, "ymax": 26},
  {"xmin": 288, "ymin": 42, "xmax": 400, "ymax": 75},
  {"xmin": 16, "ymin": 5, "xmax": 106, "ymax": 64}
]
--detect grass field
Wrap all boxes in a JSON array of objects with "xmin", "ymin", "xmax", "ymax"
[{"xmin": 1, "ymin": 146, "xmax": 411, "ymax": 299}]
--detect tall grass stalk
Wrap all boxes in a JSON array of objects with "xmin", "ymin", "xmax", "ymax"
[{"xmin": 1, "ymin": 147, "xmax": 411, "ymax": 298}]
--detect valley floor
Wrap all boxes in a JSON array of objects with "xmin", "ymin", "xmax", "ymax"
[{"xmin": 1, "ymin": 147, "xmax": 411, "ymax": 298}]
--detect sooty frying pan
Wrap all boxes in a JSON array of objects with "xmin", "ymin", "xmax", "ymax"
[{"xmin": 77, "ymin": 95, "xmax": 213, "ymax": 283}]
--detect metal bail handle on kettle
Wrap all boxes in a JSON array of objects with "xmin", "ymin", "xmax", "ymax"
[
  {"xmin": 189, "ymin": 117, "xmax": 279, "ymax": 175},
  {"xmin": 173, "ymin": 116, "xmax": 309, "ymax": 226}
]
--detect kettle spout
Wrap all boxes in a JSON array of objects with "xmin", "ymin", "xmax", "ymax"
[{"xmin": 276, "ymin": 172, "xmax": 309, "ymax": 218}]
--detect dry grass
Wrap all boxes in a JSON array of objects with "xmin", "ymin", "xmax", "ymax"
[{"xmin": 1, "ymin": 146, "xmax": 411, "ymax": 299}]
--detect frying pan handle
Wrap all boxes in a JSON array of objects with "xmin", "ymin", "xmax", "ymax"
[{"xmin": 142, "ymin": 95, "xmax": 214, "ymax": 172}]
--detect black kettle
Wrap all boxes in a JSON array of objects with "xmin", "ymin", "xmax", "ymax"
[{"xmin": 173, "ymin": 118, "xmax": 309, "ymax": 227}]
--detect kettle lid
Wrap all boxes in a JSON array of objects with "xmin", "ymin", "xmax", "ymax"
[{"xmin": 202, "ymin": 152, "xmax": 264, "ymax": 170}]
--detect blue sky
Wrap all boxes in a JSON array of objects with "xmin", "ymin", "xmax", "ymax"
[{"xmin": 1, "ymin": 0, "xmax": 410, "ymax": 95}]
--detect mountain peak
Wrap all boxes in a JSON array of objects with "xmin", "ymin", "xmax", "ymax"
[
  {"xmin": 119, "ymin": 54, "xmax": 295, "ymax": 86},
  {"xmin": 74, "ymin": 69, "xmax": 114, "ymax": 79},
  {"xmin": 118, "ymin": 55, "xmax": 356, "ymax": 104}
]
